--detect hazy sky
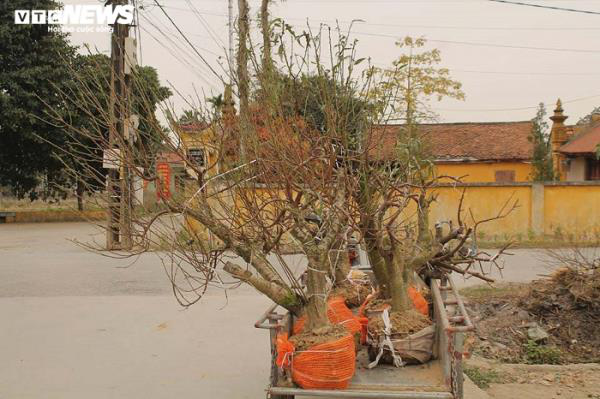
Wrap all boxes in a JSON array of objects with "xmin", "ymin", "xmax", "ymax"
[{"xmin": 65, "ymin": 0, "xmax": 600, "ymax": 124}]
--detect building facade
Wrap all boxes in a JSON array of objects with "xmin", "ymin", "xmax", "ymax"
[
  {"xmin": 550, "ymin": 99, "xmax": 600, "ymax": 181},
  {"xmin": 370, "ymin": 121, "xmax": 534, "ymax": 183}
]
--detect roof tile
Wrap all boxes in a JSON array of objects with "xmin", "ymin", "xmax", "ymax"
[{"xmin": 368, "ymin": 121, "xmax": 534, "ymax": 161}]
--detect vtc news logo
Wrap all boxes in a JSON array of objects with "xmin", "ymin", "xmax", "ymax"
[{"xmin": 14, "ymin": 5, "xmax": 134, "ymax": 26}]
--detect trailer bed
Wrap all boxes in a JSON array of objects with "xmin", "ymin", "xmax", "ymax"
[{"xmin": 259, "ymin": 277, "xmax": 472, "ymax": 399}]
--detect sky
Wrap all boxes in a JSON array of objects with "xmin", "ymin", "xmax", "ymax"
[{"xmin": 64, "ymin": 0, "xmax": 600, "ymax": 124}]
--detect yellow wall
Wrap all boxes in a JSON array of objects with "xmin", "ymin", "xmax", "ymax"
[
  {"xmin": 543, "ymin": 185, "xmax": 600, "ymax": 239},
  {"xmin": 184, "ymin": 183, "xmax": 600, "ymax": 244},
  {"xmin": 428, "ymin": 185, "xmax": 532, "ymax": 240},
  {"xmin": 435, "ymin": 162, "xmax": 532, "ymax": 183}
]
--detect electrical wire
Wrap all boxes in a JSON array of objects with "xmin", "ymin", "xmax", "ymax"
[
  {"xmin": 138, "ymin": 12, "xmax": 222, "ymax": 90},
  {"xmin": 303, "ymin": 27, "xmax": 600, "ymax": 55},
  {"xmin": 152, "ymin": 0, "xmax": 225, "ymax": 82},
  {"xmin": 488, "ymin": 0, "xmax": 600, "ymax": 15},
  {"xmin": 436, "ymin": 93, "xmax": 600, "ymax": 112},
  {"xmin": 158, "ymin": 5, "xmax": 600, "ymax": 30},
  {"xmin": 184, "ymin": 0, "xmax": 227, "ymax": 49},
  {"xmin": 152, "ymin": 8, "xmax": 600, "ymax": 55}
]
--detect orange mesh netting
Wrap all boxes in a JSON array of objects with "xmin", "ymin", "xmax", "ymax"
[
  {"xmin": 276, "ymin": 332, "xmax": 356, "ymax": 390},
  {"xmin": 292, "ymin": 296, "xmax": 362, "ymax": 335},
  {"xmin": 358, "ymin": 316, "xmax": 369, "ymax": 344},
  {"xmin": 408, "ymin": 287, "xmax": 429, "ymax": 316}
]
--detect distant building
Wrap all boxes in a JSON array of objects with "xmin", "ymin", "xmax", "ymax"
[
  {"xmin": 369, "ymin": 121, "xmax": 534, "ymax": 183},
  {"xmin": 550, "ymin": 99, "xmax": 600, "ymax": 181},
  {"xmin": 142, "ymin": 151, "xmax": 186, "ymax": 209},
  {"xmin": 179, "ymin": 90, "xmax": 537, "ymax": 184}
]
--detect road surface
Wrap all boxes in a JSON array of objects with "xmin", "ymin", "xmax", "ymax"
[{"xmin": 0, "ymin": 222, "xmax": 566, "ymax": 398}]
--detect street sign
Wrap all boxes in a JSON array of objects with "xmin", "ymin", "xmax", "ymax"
[{"xmin": 103, "ymin": 148, "xmax": 121, "ymax": 169}]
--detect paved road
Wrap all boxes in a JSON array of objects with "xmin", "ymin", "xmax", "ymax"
[{"xmin": 0, "ymin": 222, "xmax": 565, "ymax": 398}]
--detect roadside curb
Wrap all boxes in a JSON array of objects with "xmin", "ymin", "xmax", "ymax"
[
  {"xmin": 464, "ymin": 374, "xmax": 493, "ymax": 399},
  {"xmin": 0, "ymin": 210, "xmax": 104, "ymax": 223}
]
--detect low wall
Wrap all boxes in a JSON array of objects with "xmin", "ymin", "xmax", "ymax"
[
  {"xmin": 430, "ymin": 182, "xmax": 600, "ymax": 242},
  {"xmin": 183, "ymin": 182, "xmax": 600, "ymax": 245},
  {"xmin": 3, "ymin": 210, "xmax": 105, "ymax": 224}
]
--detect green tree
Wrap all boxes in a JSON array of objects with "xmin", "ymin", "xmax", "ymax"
[
  {"xmin": 0, "ymin": 0, "xmax": 76, "ymax": 198},
  {"xmin": 177, "ymin": 109, "xmax": 204, "ymax": 125},
  {"xmin": 370, "ymin": 36, "xmax": 465, "ymax": 124},
  {"xmin": 529, "ymin": 103, "xmax": 555, "ymax": 181},
  {"xmin": 55, "ymin": 53, "xmax": 172, "ymax": 208},
  {"xmin": 577, "ymin": 106, "xmax": 600, "ymax": 125}
]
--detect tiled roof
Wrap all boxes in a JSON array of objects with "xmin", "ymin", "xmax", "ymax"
[
  {"xmin": 560, "ymin": 123, "xmax": 600, "ymax": 155},
  {"xmin": 178, "ymin": 122, "xmax": 209, "ymax": 132},
  {"xmin": 367, "ymin": 121, "xmax": 534, "ymax": 162}
]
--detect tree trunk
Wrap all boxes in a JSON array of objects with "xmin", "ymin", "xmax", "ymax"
[
  {"xmin": 237, "ymin": 0, "xmax": 249, "ymax": 162},
  {"xmin": 333, "ymin": 254, "xmax": 351, "ymax": 285},
  {"xmin": 260, "ymin": 0, "xmax": 272, "ymax": 78},
  {"xmin": 366, "ymin": 246, "xmax": 390, "ymax": 297},
  {"xmin": 356, "ymin": 176, "xmax": 391, "ymax": 297},
  {"xmin": 389, "ymin": 258, "xmax": 411, "ymax": 312},
  {"xmin": 304, "ymin": 256, "xmax": 330, "ymax": 331},
  {"xmin": 76, "ymin": 178, "xmax": 84, "ymax": 211},
  {"xmin": 330, "ymin": 237, "xmax": 351, "ymax": 284},
  {"xmin": 416, "ymin": 193, "xmax": 431, "ymax": 247}
]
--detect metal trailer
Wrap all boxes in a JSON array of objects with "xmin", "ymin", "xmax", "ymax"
[{"xmin": 255, "ymin": 276, "xmax": 473, "ymax": 399}]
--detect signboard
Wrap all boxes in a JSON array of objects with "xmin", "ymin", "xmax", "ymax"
[{"xmin": 103, "ymin": 148, "xmax": 120, "ymax": 169}]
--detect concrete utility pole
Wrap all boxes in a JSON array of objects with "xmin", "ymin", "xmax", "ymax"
[
  {"xmin": 107, "ymin": 0, "xmax": 133, "ymax": 250},
  {"xmin": 228, "ymin": 0, "xmax": 235, "ymax": 79},
  {"xmin": 237, "ymin": 0, "xmax": 249, "ymax": 162}
]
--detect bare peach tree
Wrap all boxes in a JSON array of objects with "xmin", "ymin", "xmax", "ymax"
[
  {"xmin": 45, "ymin": 21, "xmax": 373, "ymax": 336},
  {"xmin": 47, "ymin": 14, "xmax": 517, "ymax": 339}
]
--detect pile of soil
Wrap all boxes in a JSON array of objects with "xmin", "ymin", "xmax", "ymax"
[
  {"xmin": 290, "ymin": 323, "xmax": 348, "ymax": 352},
  {"xmin": 368, "ymin": 308, "xmax": 430, "ymax": 337},
  {"xmin": 464, "ymin": 267, "xmax": 600, "ymax": 364},
  {"xmin": 364, "ymin": 297, "xmax": 390, "ymax": 313},
  {"xmin": 522, "ymin": 267, "xmax": 600, "ymax": 362},
  {"xmin": 331, "ymin": 281, "xmax": 372, "ymax": 308}
]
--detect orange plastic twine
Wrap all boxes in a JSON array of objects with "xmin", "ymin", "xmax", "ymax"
[{"xmin": 276, "ymin": 332, "xmax": 356, "ymax": 390}]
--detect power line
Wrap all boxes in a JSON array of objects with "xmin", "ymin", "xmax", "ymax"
[
  {"xmin": 437, "ymin": 93, "xmax": 600, "ymax": 112},
  {"xmin": 488, "ymin": 0, "xmax": 600, "ymax": 15},
  {"xmin": 159, "ymin": 0, "xmax": 600, "ymax": 3},
  {"xmin": 337, "ymin": 29, "xmax": 600, "ymax": 55},
  {"xmin": 152, "ymin": 1, "xmax": 225, "ymax": 82},
  {"xmin": 158, "ymin": 5, "xmax": 600, "ymax": 30},
  {"xmin": 138, "ymin": 11, "xmax": 223, "ymax": 89},
  {"xmin": 450, "ymin": 68, "xmax": 600, "ymax": 76},
  {"xmin": 146, "ymin": 8, "xmax": 600, "ymax": 55},
  {"xmin": 148, "ymin": 7, "xmax": 600, "ymax": 55},
  {"xmin": 184, "ymin": 0, "xmax": 227, "ymax": 48},
  {"xmin": 346, "ymin": 20, "xmax": 600, "ymax": 31}
]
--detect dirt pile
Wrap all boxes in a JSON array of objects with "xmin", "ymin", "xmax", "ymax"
[
  {"xmin": 289, "ymin": 323, "xmax": 348, "ymax": 352},
  {"xmin": 522, "ymin": 267, "xmax": 600, "ymax": 362},
  {"xmin": 368, "ymin": 309, "xmax": 430, "ymax": 337},
  {"xmin": 332, "ymin": 281, "xmax": 372, "ymax": 308},
  {"xmin": 464, "ymin": 267, "xmax": 600, "ymax": 364}
]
